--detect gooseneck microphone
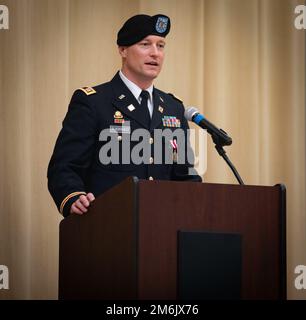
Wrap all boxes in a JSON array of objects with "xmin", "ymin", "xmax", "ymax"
[
  {"xmin": 184, "ymin": 106, "xmax": 244, "ymax": 185},
  {"xmin": 184, "ymin": 107, "xmax": 232, "ymax": 147}
]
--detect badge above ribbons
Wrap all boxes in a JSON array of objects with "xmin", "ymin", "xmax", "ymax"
[{"xmin": 114, "ymin": 111, "xmax": 125, "ymax": 124}]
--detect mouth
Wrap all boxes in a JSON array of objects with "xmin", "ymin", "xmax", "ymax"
[{"xmin": 145, "ymin": 61, "xmax": 159, "ymax": 67}]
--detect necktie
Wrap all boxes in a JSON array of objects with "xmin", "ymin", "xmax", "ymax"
[{"xmin": 140, "ymin": 90, "xmax": 151, "ymax": 127}]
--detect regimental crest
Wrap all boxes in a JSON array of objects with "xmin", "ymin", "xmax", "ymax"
[
  {"xmin": 114, "ymin": 110, "xmax": 125, "ymax": 124},
  {"xmin": 114, "ymin": 111, "xmax": 123, "ymax": 119},
  {"xmin": 155, "ymin": 17, "xmax": 168, "ymax": 33}
]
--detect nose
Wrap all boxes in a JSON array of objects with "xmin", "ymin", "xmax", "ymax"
[{"xmin": 149, "ymin": 44, "xmax": 159, "ymax": 57}]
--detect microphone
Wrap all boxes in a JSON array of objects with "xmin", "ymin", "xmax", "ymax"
[{"xmin": 184, "ymin": 107, "xmax": 232, "ymax": 147}]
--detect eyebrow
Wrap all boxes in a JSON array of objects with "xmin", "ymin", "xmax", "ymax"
[{"xmin": 141, "ymin": 38, "xmax": 166, "ymax": 45}]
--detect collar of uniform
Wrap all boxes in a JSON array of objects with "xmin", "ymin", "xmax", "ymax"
[
  {"xmin": 111, "ymin": 72, "xmax": 151, "ymax": 129},
  {"xmin": 119, "ymin": 70, "xmax": 153, "ymax": 104},
  {"xmin": 150, "ymin": 89, "xmax": 166, "ymax": 130}
]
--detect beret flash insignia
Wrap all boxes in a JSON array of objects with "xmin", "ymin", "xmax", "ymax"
[{"xmin": 155, "ymin": 16, "xmax": 169, "ymax": 33}]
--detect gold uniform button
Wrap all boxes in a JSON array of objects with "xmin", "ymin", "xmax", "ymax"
[
  {"xmin": 149, "ymin": 176, "xmax": 154, "ymax": 181},
  {"xmin": 149, "ymin": 137, "xmax": 154, "ymax": 144},
  {"xmin": 149, "ymin": 157, "xmax": 154, "ymax": 164}
]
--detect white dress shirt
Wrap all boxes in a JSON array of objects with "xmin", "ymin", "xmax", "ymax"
[{"xmin": 119, "ymin": 70, "xmax": 154, "ymax": 117}]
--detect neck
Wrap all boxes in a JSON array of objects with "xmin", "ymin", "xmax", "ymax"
[{"xmin": 121, "ymin": 68, "xmax": 154, "ymax": 90}]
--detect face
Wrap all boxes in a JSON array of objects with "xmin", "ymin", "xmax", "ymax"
[{"xmin": 119, "ymin": 35, "xmax": 166, "ymax": 87}]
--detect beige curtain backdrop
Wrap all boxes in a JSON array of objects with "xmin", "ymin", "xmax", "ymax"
[{"xmin": 0, "ymin": 0, "xmax": 305, "ymax": 299}]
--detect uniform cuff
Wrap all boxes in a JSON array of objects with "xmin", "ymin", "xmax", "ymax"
[{"xmin": 60, "ymin": 191, "xmax": 87, "ymax": 217}]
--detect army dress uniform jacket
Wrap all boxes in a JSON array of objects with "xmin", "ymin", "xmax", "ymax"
[{"xmin": 47, "ymin": 72, "xmax": 202, "ymax": 217}]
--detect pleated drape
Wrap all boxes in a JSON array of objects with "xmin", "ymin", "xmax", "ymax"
[{"xmin": 0, "ymin": 0, "xmax": 305, "ymax": 299}]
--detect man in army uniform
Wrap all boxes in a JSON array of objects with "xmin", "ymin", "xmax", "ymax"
[{"xmin": 47, "ymin": 14, "xmax": 202, "ymax": 217}]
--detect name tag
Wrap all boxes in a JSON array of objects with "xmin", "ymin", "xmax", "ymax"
[{"xmin": 109, "ymin": 125, "xmax": 131, "ymax": 134}]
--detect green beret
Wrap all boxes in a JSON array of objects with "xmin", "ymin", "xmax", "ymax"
[{"xmin": 117, "ymin": 14, "xmax": 171, "ymax": 46}]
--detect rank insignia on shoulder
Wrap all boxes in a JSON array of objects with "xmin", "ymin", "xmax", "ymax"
[
  {"xmin": 168, "ymin": 92, "xmax": 183, "ymax": 103},
  {"xmin": 79, "ymin": 86, "xmax": 96, "ymax": 95}
]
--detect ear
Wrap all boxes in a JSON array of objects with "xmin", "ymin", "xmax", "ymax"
[{"xmin": 118, "ymin": 46, "xmax": 127, "ymax": 58}]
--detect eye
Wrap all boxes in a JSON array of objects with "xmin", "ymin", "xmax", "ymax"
[
  {"xmin": 158, "ymin": 43, "xmax": 165, "ymax": 49},
  {"xmin": 140, "ymin": 42, "xmax": 150, "ymax": 47}
]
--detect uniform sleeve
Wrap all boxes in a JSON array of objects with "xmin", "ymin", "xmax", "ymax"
[
  {"xmin": 171, "ymin": 105, "xmax": 202, "ymax": 183},
  {"xmin": 47, "ymin": 90, "xmax": 98, "ymax": 217}
]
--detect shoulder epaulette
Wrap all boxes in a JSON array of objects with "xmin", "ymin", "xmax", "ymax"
[
  {"xmin": 78, "ymin": 86, "xmax": 96, "ymax": 96},
  {"xmin": 168, "ymin": 92, "xmax": 183, "ymax": 103}
]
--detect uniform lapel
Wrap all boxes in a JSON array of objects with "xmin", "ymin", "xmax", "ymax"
[
  {"xmin": 150, "ymin": 89, "xmax": 165, "ymax": 130},
  {"xmin": 111, "ymin": 72, "xmax": 150, "ymax": 129}
]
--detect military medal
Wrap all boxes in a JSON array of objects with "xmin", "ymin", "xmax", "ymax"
[
  {"xmin": 170, "ymin": 139, "xmax": 178, "ymax": 163},
  {"xmin": 162, "ymin": 116, "xmax": 181, "ymax": 128}
]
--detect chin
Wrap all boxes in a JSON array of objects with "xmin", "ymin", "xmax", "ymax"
[{"xmin": 144, "ymin": 71, "xmax": 159, "ymax": 79}]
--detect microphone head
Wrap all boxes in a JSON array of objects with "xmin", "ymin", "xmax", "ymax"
[{"xmin": 184, "ymin": 107, "xmax": 199, "ymax": 121}]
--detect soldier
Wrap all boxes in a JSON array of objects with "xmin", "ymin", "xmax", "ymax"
[{"xmin": 47, "ymin": 14, "xmax": 202, "ymax": 217}]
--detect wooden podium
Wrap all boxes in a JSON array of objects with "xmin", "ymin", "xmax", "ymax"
[{"xmin": 59, "ymin": 177, "xmax": 286, "ymax": 300}]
